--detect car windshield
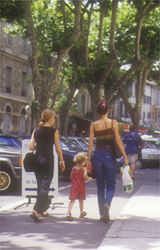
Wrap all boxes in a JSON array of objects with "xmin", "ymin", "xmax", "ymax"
[
  {"xmin": 60, "ymin": 141, "xmax": 70, "ymax": 151},
  {"xmin": 74, "ymin": 137, "xmax": 88, "ymax": 150},
  {"xmin": 0, "ymin": 136, "xmax": 21, "ymax": 148},
  {"xmin": 61, "ymin": 137, "xmax": 82, "ymax": 151}
]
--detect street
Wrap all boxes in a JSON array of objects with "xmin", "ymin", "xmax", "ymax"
[{"xmin": 0, "ymin": 167, "xmax": 160, "ymax": 250}]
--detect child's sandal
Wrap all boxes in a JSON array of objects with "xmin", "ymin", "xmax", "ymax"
[
  {"xmin": 79, "ymin": 211, "xmax": 87, "ymax": 218},
  {"xmin": 66, "ymin": 215, "xmax": 74, "ymax": 221}
]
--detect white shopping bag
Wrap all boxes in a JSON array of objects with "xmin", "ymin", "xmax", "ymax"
[{"xmin": 121, "ymin": 165, "xmax": 134, "ymax": 193}]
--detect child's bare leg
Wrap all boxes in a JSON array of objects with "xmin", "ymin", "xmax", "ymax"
[
  {"xmin": 67, "ymin": 200, "xmax": 75, "ymax": 216},
  {"xmin": 79, "ymin": 199, "xmax": 87, "ymax": 218},
  {"xmin": 79, "ymin": 199, "xmax": 84, "ymax": 214}
]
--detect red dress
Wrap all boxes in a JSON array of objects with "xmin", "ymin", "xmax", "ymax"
[{"xmin": 69, "ymin": 167, "xmax": 86, "ymax": 200}]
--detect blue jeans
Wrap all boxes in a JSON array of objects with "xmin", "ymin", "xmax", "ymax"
[{"xmin": 92, "ymin": 149, "xmax": 117, "ymax": 217}]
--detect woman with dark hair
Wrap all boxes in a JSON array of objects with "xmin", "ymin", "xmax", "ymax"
[
  {"xmin": 88, "ymin": 100, "xmax": 128, "ymax": 223},
  {"xmin": 29, "ymin": 109, "xmax": 65, "ymax": 222}
]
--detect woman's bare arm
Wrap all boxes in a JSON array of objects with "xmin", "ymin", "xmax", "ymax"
[
  {"xmin": 88, "ymin": 122, "xmax": 94, "ymax": 161},
  {"xmin": 54, "ymin": 129, "xmax": 65, "ymax": 172},
  {"xmin": 113, "ymin": 120, "xmax": 128, "ymax": 165},
  {"xmin": 28, "ymin": 129, "xmax": 36, "ymax": 151}
]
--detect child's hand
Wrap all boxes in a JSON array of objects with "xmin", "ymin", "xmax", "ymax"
[
  {"xmin": 85, "ymin": 176, "xmax": 93, "ymax": 182},
  {"xmin": 88, "ymin": 177, "xmax": 93, "ymax": 181}
]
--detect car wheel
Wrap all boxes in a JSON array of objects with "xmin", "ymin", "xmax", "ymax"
[{"xmin": 0, "ymin": 170, "xmax": 11, "ymax": 191}]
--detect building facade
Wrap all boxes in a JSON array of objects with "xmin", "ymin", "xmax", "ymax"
[
  {"xmin": 113, "ymin": 80, "xmax": 160, "ymax": 128},
  {"xmin": 75, "ymin": 81, "xmax": 160, "ymax": 129},
  {"xmin": 0, "ymin": 22, "xmax": 33, "ymax": 136}
]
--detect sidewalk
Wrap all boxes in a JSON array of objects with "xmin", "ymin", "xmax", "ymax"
[
  {"xmin": 1, "ymin": 170, "xmax": 160, "ymax": 250},
  {"xmin": 0, "ymin": 196, "xmax": 27, "ymax": 212},
  {"xmin": 98, "ymin": 184, "xmax": 160, "ymax": 250}
]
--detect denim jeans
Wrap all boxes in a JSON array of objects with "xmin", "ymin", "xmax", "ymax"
[
  {"xmin": 91, "ymin": 149, "xmax": 117, "ymax": 217},
  {"xmin": 34, "ymin": 170, "xmax": 53, "ymax": 213}
]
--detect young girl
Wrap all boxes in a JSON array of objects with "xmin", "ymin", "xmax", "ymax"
[{"xmin": 66, "ymin": 152, "xmax": 90, "ymax": 220}]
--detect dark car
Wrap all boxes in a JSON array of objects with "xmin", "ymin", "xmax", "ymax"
[
  {"xmin": 67, "ymin": 137, "xmax": 88, "ymax": 152},
  {"xmin": 60, "ymin": 137, "xmax": 86, "ymax": 179},
  {"xmin": 0, "ymin": 135, "xmax": 22, "ymax": 193}
]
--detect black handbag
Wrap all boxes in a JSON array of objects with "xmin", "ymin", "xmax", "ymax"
[
  {"xmin": 36, "ymin": 155, "xmax": 48, "ymax": 167},
  {"xmin": 23, "ymin": 152, "xmax": 37, "ymax": 172}
]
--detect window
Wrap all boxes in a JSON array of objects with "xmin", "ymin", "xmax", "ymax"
[
  {"xmin": 144, "ymin": 95, "xmax": 151, "ymax": 104},
  {"xmin": 128, "ymin": 84, "xmax": 132, "ymax": 97},
  {"xmin": 5, "ymin": 66, "xmax": 12, "ymax": 93},
  {"xmin": 19, "ymin": 108, "xmax": 26, "ymax": 134},
  {"xmin": 147, "ymin": 112, "xmax": 151, "ymax": 119},
  {"xmin": 1, "ymin": 105, "xmax": 12, "ymax": 133},
  {"xmin": 21, "ymin": 72, "xmax": 27, "ymax": 96},
  {"xmin": 6, "ymin": 105, "xmax": 11, "ymax": 113},
  {"xmin": 143, "ymin": 112, "xmax": 145, "ymax": 120}
]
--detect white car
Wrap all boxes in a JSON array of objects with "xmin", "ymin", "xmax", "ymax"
[{"xmin": 140, "ymin": 135, "xmax": 160, "ymax": 167}]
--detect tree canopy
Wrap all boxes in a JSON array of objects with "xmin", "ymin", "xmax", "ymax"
[{"xmin": 0, "ymin": 0, "xmax": 160, "ymax": 131}]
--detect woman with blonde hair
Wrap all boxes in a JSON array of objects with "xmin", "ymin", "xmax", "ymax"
[
  {"xmin": 29, "ymin": 109, "xmax": 65, "ymax": 222},
  {"xmin": 88, "ymin": 100, "xmax": 128, "ymax": 223}
]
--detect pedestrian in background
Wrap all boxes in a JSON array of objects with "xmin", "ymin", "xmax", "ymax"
[
  {"xmin": 88, "ymin": 100, "xmax": 128, "ymax": 223},
  {"xmin": 66, "ymin": 152, "xmax": 90, "ymax": 221},
  {"xmin": 122, "ymin": 124, "xmax": 142, "ymax": 179},
  {"xmin": 29, "ymin": 109, "xmax": 65, "ymax": 222}
]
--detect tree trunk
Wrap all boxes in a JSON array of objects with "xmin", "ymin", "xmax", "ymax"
[
  {"xmin": 49, "ymin": 0, "xmax": 82, "ymax": 106},
  {"xmin": 89, "ymin": 86, "xmax": 101, "ymax": 120},
  {"xmin": 120, "ymin": 63, "xmax": 150, "ymax": 128},
  {"xmin": 25, "ymin": 0, "xmax": 42, "ymax": 126},
  {"xmin": 59, "ymin": 85, "xmax": 77, "ymax": 135}
]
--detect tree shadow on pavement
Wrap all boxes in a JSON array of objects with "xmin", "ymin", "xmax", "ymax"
[
  {"xmin": 101, "ymin": 215, "xmax": 160, "ymax": 250},
  {"xmin": 0, "ymin": 211, "xmax": 111, "ymax": 250}
]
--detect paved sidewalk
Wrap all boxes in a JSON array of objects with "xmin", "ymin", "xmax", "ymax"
[
  {"xmin": 1, "ymin": 169, "xmax": 160, "ymax": 249},
  {"xmin": 0, "ymin": 196, "xmax": 27, "ymax": 212},
  {"xmin": 98, "ymin": 184, "xmax": 160, "ymax": 250}
]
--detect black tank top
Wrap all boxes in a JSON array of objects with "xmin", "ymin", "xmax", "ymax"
[{"xmin": 34, "ymin": 126, "xmax": 55, "ymax": 169}]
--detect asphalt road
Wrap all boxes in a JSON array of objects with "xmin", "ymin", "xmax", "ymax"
[{"xmin": 0, "ymin": 167, "xmax": 159, "ymax": 250}]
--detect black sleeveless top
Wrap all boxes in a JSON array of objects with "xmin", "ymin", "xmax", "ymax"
[{"xmin": 34, "ymin": 126, "xmax": 55, "ymax": 170}]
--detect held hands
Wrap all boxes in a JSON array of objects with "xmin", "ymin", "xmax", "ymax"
[
  {"xmin": 59, "ymin": 160, "xmax": 66, "ymax": 172},
  {"xmin": 124, "ymin": 156, "xmax": 129, "ymax": 165}
]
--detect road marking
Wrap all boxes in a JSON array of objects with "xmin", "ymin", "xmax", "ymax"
[{"xmin": 59, "ymin": 184, "xmax": 71, "ymax": 191}]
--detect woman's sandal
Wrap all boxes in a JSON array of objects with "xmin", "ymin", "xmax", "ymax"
[
  {"xmin": 30, "ymin": 211, "xmax": 44, "ymax": 222},
  {"xmin": 40, "ymin": 211, "xmax": 49, "ymax": 217}
]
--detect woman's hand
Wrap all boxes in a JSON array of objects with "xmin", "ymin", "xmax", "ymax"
[
  {"xmin": 59, "ymin": 160, "xmax": 66, "ymax": 172},
  {"xmin": 124, "ymin": 156, "xmax": 129, "ymax": 165}
]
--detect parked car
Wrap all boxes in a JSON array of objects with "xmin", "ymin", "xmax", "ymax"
[
  {"xmin": 0, "ymin": 135, "xmax": 22, "ymax": 193},
  {"xmin": 140, "ymin": 135, "xmax": 160, "ymax": 168},
  {"xmin": 68, "ymin": 137, "xmax": 88, "ymax": 151},
  {"xmin": 60, "ymin": 137, "xmax": 87, "ymax": 179}
]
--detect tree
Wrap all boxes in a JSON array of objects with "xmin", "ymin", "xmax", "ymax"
[
  {"xmin": 68, "ymin": 0, "xmax": 118, "ymax": 119},
  {"xmin": 116, "ymin": 0, "xmax": 160, "ymax": 127},
  {"xmin": 0, "ymin": 0, "xmax": 82, "ymax": 128}
]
